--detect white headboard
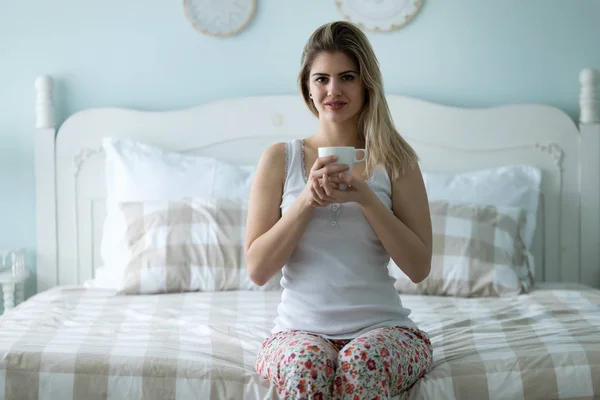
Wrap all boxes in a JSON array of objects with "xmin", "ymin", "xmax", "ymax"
[{"xmin": 34, "ymin": 69, "xmax": 600, "ymax": 293}]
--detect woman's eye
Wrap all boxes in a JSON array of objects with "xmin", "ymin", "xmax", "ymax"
[
  {"xmin": 341, "ymin": 75, "xmax": 355, "ymax": 81},
  {"xmin": 315, "ymin": 77, "xmax": 328, "ymax": 83}
]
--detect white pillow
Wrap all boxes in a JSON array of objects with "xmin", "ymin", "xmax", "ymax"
[
  {"xmin": 421, "ymin": 164, "xmax": 541, "ymax": 286},
  {"xmin": 97, "ymin": 137, "xmax": 273, "ymax": 291},
  {"xmin": 103, "ymin": 137, "xmax": 255, "ymax": 203},
  {"xmin": 422, "ymin": 165, "xmax": 541, "ymax": 249}
]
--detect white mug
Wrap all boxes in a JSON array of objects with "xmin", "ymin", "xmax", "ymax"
[{"xmin": 317, "ymin": 146, "xmax": 368, "ymax": 190}]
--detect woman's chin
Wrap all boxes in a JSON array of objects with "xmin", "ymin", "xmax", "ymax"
[{"xmin": 322, "ymin": 111, "xmax": 356, "ymax": 124}]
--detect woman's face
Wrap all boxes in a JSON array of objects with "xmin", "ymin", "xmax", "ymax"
[{"xmin": 308, "ymin": 51, "xmax": 365, "ymax": 124}]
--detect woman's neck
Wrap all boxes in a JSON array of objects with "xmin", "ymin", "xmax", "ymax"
[{"xmin": 310, "ymin": 119, "xmax": 362, "ymax": 148}]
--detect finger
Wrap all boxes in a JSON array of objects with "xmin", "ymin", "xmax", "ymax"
[
  {"xmin": 312, "ymin": 178, "xmax": 330, "ymax": 204},
  {"xmin": 309, "ymin": 198, "xmax": 323, "ymax": 207},
  {"xmin": 313, "ymin": 177, "xmax": 326, "ymax": 200},
  {"xmin": 338, "ymin": 173, "xmax": 361, "ymax": 193},
  {"xmin": 317, "ymin": 164, "xmax": 350, "ymax": 178},
  {"xmin": 339, "ymin": 172, "xmax": 357, "ymax": 186},
  {"xmin": 318, "ymin": 180, "xmax": 339, "ymax": 190},
  {"xmin": 323, "ymin": 174, "xmax": 334, "ymax": 197},
  {"xmin": 324, "ymin": 174, "xmax": 342, "ymax": 183},
  {"xmin": 321, "ymin": 180, "xmax": 339, "ymax": 202},
  {"xmin": 310, "ymin": 199, "xmax": 328, "ymax": 207},
  {"xmin": 318, "ymin": 176, "xmax": 341, "ymax": 187},
  {"xmin": 310, "ymin": 186, "xmax": 326, "ymax": 206},
  {"xmin": 313, "ymin": 155, "xmax": 338, "ymax": 171},
  {"xmin": 317, "ymin": 186, "xmax": 337, "ymax": 203},
  {"xmin": 315, "ymin": 178, "xmax": 338, "ymax": 204}
]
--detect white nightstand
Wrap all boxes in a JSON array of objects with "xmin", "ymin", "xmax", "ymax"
[{"xmin": 0, "ymin": 249, "xmax": 29, "ymax": 313}]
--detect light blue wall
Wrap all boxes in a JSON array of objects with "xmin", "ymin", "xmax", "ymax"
[{"xmin": 1, "ymin": 0, "xmax": 599, "ymax": 298}]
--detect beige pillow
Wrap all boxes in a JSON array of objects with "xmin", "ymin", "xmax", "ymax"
[
  {"xmin": 388, "ymin": 201, "xmax": 533, "ymax": 297},
  {"xmin": 112, "ymin": 197, "xmax": 281, "ymax": 295}
]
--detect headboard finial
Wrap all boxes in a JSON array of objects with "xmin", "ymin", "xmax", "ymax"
[
  {"xmin": 579, "ymin": 68, "xmax": 599, "ymax": 125},
  {"xmin": 35, "ymin": 75, "xmax": 55, "ymax": 129}
]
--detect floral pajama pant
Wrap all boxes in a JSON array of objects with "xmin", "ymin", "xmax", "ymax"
[{"xmin": 255, "ymin": 326, "xmax": 433, "ymax": 400}]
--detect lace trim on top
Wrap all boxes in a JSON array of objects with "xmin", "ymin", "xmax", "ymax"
[
  {"xmin": 284, "ymin": 141, "xmax": 290, "ymax": 184},
  {"xmin": 301, "ymin": 139, "xmax": 308, "ymax": 183}
]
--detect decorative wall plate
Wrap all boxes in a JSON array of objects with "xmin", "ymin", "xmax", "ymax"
[
  {"xmin": 183, "ymin": 0, "xmax": 256, "ymax": 38},
  {"xmin": 335, "ymin": 0, "xmax": 424, "ymax": 32}
]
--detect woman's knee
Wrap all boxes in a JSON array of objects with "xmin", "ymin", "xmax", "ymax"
[
  {"xmin": 338, "ymin": 340, "xmax": 393, "ymax": 378},
  {"xmin": 279, "ymin": 341, "xmax": 337, "ymax": 378},
  {"xmin": 256, "ymin": 332, "xmax": 338, "ymax": 398},
  {"xmin": 336, "ymin": 327, "xmax": 433, "ymax": 396},
  {"xmin": 279, "ymin": 343, "xmax": 337, "ymax": 398}
]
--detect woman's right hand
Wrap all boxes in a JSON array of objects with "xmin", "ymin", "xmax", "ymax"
[{"xmin": 302, "ymin": 155, "xmax": 349, "ymax": 207}]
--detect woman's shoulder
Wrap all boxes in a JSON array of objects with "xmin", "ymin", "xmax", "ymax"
[
  {"xmin": 256, "ymin": 142, "xmax": 286, "ymax": 173},
  {"xmin": 255, "ymin": 140, "xmax": 301, "ymax": 184},
  {"xmin": 248, "ymin": 143, "xmax": 286, "ymax": 193},
  {"xmin": 259, "ymin": 139, "xmax": 305, "ymax": 166},
  {"xmin": 262, "ymin": 142, "xmax": 286, "ymax": 161}
]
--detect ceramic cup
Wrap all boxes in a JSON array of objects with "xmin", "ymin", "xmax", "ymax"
[{"xmin": 317, "ymin": 146, "xmax": 368, "ymax": 190}]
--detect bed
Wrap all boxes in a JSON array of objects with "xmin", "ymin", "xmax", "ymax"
[
  {"xmin": 0, "ymin": 283, "xmax": 598, "ymax": 400},
  {"xmin": 0, "ymin": 68, "xmax": 598, "ymax": 399}
]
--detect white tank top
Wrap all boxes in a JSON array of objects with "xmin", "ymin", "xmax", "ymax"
[{"xmin": 272, "ymin": 139, "xmax": 417, "ymax": 339}]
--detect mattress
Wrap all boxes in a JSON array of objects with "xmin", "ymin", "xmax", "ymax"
[{"xmin": 0, "ymin": 285, "xmax": 599, "ymax": 400}]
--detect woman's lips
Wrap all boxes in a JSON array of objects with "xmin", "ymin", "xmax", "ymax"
[{"xmin": 325, "ymin": 101, "xmax": 347, "ymax": 111}]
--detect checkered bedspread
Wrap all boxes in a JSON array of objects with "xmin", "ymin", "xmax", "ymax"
[{"xmin": 0, "ymin": 285, "xmax": 598, "ymax": 399}]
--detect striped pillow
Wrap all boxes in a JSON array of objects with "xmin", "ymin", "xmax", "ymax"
[
  {"xmin": 388, "ymin": 201, "xmax": 534, "ymax": 297},
  {"xmin": 112, "ymin": 198, "xmax": 280, "ymax": 295}
]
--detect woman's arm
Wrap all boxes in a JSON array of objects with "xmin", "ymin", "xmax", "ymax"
[
  {"xmin": 244, "ymin": 143, "xmax": 314, "ymax": 286},
  {"xmin": 359, "ymin": 165, "xmax": 433, "ymax": 283}
]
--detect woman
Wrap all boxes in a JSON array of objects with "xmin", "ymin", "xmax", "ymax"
[{"xmin": 244, "ymin": 21, "xmax": 433, "ymax": 400}]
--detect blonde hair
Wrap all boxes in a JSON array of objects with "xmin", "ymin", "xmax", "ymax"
[{"xmin": 298, "ymin": 21, "xmax": 418, "ymax": 180}]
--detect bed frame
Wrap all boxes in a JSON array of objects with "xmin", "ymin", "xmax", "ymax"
[{"xmin": 33, "ymin": 69, "xmax": 600, "ymax": 293}]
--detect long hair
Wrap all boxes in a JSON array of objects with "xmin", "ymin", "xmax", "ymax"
[{"xmin": 298, "ymin": 21, "xmax": 418, "ymax": 179}]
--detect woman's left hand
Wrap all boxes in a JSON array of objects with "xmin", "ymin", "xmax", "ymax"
[{"xmin": 320, "ymin": 172, "xmax": 375, "ymax": 207}]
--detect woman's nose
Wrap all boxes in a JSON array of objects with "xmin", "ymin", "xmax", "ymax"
[{"xmin": 327, "ymin": 80, "xmax": 342, "ymax": 96}]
